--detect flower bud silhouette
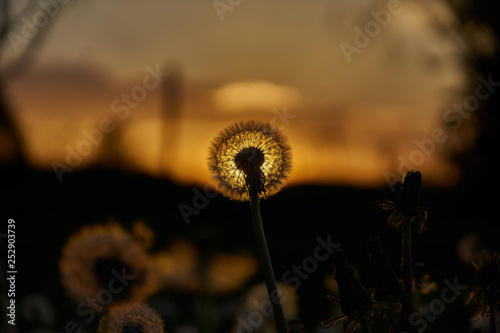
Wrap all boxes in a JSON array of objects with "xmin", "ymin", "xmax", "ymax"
[{"xmin": 376, "ymin": 170, "xmax": 428, "ymax": 232}]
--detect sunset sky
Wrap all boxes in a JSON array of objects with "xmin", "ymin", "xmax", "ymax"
[{"xmin": 2, "ymin": 0, "xmax": 481, "ymax": 188}]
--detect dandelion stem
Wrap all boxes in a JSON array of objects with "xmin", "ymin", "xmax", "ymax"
[
  {"xmin": 402, "ymin": 220, "xmax": 414, "ymax": 323},
  {"xmin": 250, "ymin": 195, "xmax": 288, "ymax": 333}
]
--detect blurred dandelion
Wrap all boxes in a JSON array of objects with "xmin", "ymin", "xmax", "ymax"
[
  {"xmin": 59, "ymin": 222, "xmax": 158, "ymax": 306},
  {"xmin": 98, "ymin": 303, "xmax": 164, "ymax": 333},
  {"xmin": 152, "ymin": 239, "xmax": 258, "ymax": 295},
  {"xmin": 208, "ymin": 253, "xmax": 259, "ymax": 294},
  {"xmin": 413, "ymin": 262, "xmax": 438, "ymax": 299},
  {"xmin": 208, "ymin": 120, "xmax": 292, "ymax": 201},
  {"xmin": 132, "ymin": 220, "xmax": 156, "ymax": 250},
  {"xmin": 245, "ymin": 282, "xmax": 299, "ymax": 320},
  {"xmin": 457, "ymin": 233, "xmax": 489, "ymax": 265},
  {"xmin": 20, "ymin": 294, "xmax": 56, "ymax": 328},
  {"xmin": 230, "ymin": 282, "xmax": 299, "ymax": 333},
  {"xmin": 152, "ymin": 240, "xmax": 199, "ymax": 294},
  {"xmin": 208, "ymin": 120, "xmax": 293, "ymax": 333},
  {"xmin": 414, "ymin": 274, "xmax": 438, "ymax": 295},
  {"xmin": 467, "ymin": 252, "xmax": 500, "ymax": 333}
]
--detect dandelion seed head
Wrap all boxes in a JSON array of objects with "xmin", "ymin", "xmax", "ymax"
[
  {"xmin": 59, "ymin": 222, "xmax": 158, "ymax": 306},
  {"xmin": 208, "ymin": 120, "xmax": 292, "ymax": 201},
  {"xmin": 98, "ymin": 303, "xmax": 164, "ymax": 333}
]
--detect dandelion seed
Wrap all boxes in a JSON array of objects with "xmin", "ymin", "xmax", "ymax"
[
  {"xmin": 59, "ymin": 222, "xmax": 158, "ymax": 306},
  {"xmin": 98, "ymin": 303, "xmax": 164, "ymax": 333},
  {"xmin": 208, "ymin": 120, "xmax": 292, "ymax": 201}
]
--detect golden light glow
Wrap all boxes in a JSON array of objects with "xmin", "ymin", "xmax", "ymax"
[
  {"xmin": 152, "ymin": 240, "xmax": 199, "ymax": 293},
  {"xmin": 207, "ymin": 254, "xmax": 259, "ymax": 295},
  {"xmin": 5, "ymin": 2, "xmax": 468, "ymax": 187},
  {"xmin": 152, "ymin": 240, "xmax": 258, "ymax": 295},
  {"xmin": 212, "ymin": 81, "xmax": 302, "ymax": 113},
  {"xmin": 4, "ymin": 0, "xmax": 469, "ymax": 189}
]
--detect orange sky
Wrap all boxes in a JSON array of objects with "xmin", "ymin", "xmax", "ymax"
[{"xmin": 2, "ymin": 0, "xmax": 479, "ymax": 188}]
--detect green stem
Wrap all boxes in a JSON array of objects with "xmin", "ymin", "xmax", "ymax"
[
  {"xmin": 401, "ymin": 221, "xmax": 414, "ymax": 325},
  {"xmin": 250, "ymin": 195, "xmax": 288, "ymax": 333}
]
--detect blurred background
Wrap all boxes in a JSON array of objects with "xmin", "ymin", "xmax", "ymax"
[{"xmin": 0, "ymin": 0, "xmax": 499, "ymax": 332}]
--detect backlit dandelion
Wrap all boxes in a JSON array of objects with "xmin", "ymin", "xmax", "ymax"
[
  {"xmin": 207, "ymin": 120, "xmax": 293, "ymax": 333},
  {"xmin": 98, "ymin": 303, "xmax": 164, "ymax": 333},
  {"xmin": 208, "ymin": 120, "xmax": 292, "ymax": 201},
  {"xmin": 59, "ymin": 222, "xmax": 158, "ymax": 307}
]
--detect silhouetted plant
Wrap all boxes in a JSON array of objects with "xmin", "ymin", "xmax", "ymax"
[
  {"xmin": 375, "ymin": 170, "xmax": 428, "ymax": 330},
  {"xmin": 367, "ymin": 237, "xmax": 404, "ymax": 330},
  {"xmin": 322, "ymin": 249, "xmax": 387, "ymax": 333},
  {"xmin": 467, "ymin": 252, "xmax": 500, "ymax": 333},
  {"xmin": 208, "ymin": 120, "xmax": 293, "ymax": 333}
]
